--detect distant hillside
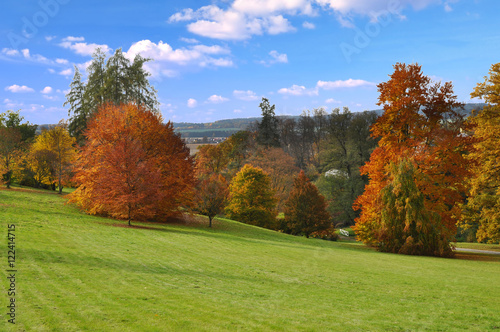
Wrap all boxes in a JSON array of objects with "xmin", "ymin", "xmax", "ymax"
[{"xmin": 173, "ymin": 103, "xmax": 486, "ymax": 138}]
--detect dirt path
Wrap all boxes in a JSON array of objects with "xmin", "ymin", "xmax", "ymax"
[{"xmin": 455, "ymin": 248, "xmax": 500, "ymax": 255}]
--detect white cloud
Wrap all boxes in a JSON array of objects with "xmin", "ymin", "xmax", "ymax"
[
  {"xmin": 270, "ymin": 50, "xmax": 288, "ymax": 63},
  {"xmin": 259, "ymin": 50, "xmax": 288, "ymax": 66},
  {"xmin": 62, "ymin": 36, "xmax": 85, "ymax": 42},
  {"xmin": 59, "ymin": 68, "xmax": 73, "ymax": 77},
  {"xmin": 45, "ymin": 35, "xmax": 56, "ymax": 41},
  {"xmin": 55, "ymin": 58, "xmax": 69, "ymax": 64},
  {"xmin": 187, "ymin": 98, "xmax": 198, "ymax": 108},
  {"xmin": 232, "ymin": 0, "xmax": 315, "ymax": 16},
  {"xmin": 206, "ymin": 95, "xmax": 229, "ymax": 103},
  {"xmin": 1, "ymin": 48, "xmax": 19, "ymax": 56},
  {"xmin": 302, "ymin": 21, "xmax": 316, "ymax": 29},
  {"xmin": 233, "ymin": 90, "xmax": 260, "ymax": 101},
  {"xmin": 233, "ymin": 109, "xmax": 243, "ymax": 113},
  {"xmin": 124, "ymin": 40, "xmax": 233, "ymax": 78},
  {"xmin": 170, "ymin": 1, "xmax": 443, "ymax": 40},
  {"xmin": 41, "ymin": 86, "xmax": 53, "ymax": 94},
  {"xmin": 317, "ymin": 79, "xmax": 376, "ymax": 89},
  {"xmin": 325, "ymin": 98, "xmax": 341, "ymax": 104},
  {"xmin": 180, "ymin": 37, "xmax": 199, "ymax": 44},
  {"xmin": 59, "ymin": 37, "xmax": 111, "ymax": 56},
  {"xmin": 5, "ymin": 85, "xmax": 34, "ymax": 93},
  {"xmin": 170, "ymin": 5, "xmax": 296, "ymax": 40},
  {"xmin": 278, "ymin": 84, "xmax": 318, "ymax": 96}
]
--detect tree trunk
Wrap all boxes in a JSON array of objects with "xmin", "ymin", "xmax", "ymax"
[{"xmin": 209, "ymin": 216, "xmax": 212, "ymax": 228}]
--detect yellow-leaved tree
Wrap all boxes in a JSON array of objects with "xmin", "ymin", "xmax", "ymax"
[
  {"xmin": 31, "ymin": 122, "xmax": 77, "ymax": 194},
  {"xmin": 461, "ymin": 63, "xmax": 500, "ymax": 243}
]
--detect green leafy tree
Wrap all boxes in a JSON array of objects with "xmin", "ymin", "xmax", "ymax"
[
  {"xmin": 379, "ymin": 159, "xmax": 453, "ymax": 257},
  {"xmin": 65, "ymin": 48, "xmax": 159, "ymax": 142},
  {"xmin": 225, "ymin": 164, "xmax": 277, "ymax": 228},
  {"xmin": 283, "ymin": 170, "xmax": 331, "ymax": 237},
  {"xmin": 257, "ymin": 98, "xmax": 280, "ymax": 147}
]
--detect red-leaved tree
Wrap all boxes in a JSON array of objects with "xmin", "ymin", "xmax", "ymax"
[{"xmin": 69, "ymin": 103, "xmax": 195, "ymax": 225}]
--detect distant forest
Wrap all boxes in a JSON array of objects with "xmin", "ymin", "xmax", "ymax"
[{"xmin": 173, "ymin": 103, "xmax": 485, "ymax": 138}]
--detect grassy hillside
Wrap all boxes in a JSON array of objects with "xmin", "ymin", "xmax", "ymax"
[{"xmin": 1, "ymin": 187, "xmax": 499, "ymax": 331}]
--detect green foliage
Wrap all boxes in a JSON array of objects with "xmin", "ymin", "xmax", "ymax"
[
  {"xmin": 257, "ymin": 97, "xmax": 280, "ymax": 147},
  {"xmin": 65, "ymin": 48, "xmax": 159, "ymax": 142},
  {"xmin": 283, "ymin": 170, "xmax": 332, "ymax": 237},
  {"xmin": 318, "ymin": 108, "xmax": 378, "ymax": 226},
  {"xmin": 379, "ymin": 159, "xmax": 453, "ymax": 257},
  {"xmin": 225, "ymin": 164, "xmax": 277, "ymax": 228}
]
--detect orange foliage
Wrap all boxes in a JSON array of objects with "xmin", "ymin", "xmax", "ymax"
[
  {"xmin": 354, "ymin": 63, "xmax": 473, "ymax": 254},
  {"xmin": 68, "ymin": 103, "xmax": 195, "ymax": 224}
]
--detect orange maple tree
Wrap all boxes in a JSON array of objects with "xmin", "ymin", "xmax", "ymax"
[
  {"xmin": 354, "ymin": 63, "xmax": 473, "ymax": 256},
  {"xmin": 69, "ymin": 103, "xmax": 195, "ymax": 225}
]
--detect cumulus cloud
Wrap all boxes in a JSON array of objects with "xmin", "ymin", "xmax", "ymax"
[
  {"xmin": 41, "ymin": 86, "xmax": 53, "ymax": 94},
  {"xmin": 317, "ymin": 79, "xmax": 376, "ymax": 89},
  {"xmin": 187, "ymin": 98, "xmax": 198, "ymax": 108},
  {"xmin": 278, "ymin": 78, "xmax": 376, "ymax": 97},
  {"xmin": 302, "ymin": 21, "xmax": 316, "ymax": 29},
  {"xmin": 233, "ymin": 90, "xmax": 260, "ymax": 101},
  {"xmin": 55, "ymin": 58, "xmax": 69, "ymax": 64},
  {"xmin": 206, "ymin": 95, "xmax": 229, "ymax": 103},
  {"xmin": 278, "ymin": 84, "xmax": 318, "ymax": 96},
  {"xmin": 1, "ymin": 48, "xmax": 19, "ymax": 56},
  {"xmin": 169, "ymin": 5, "xmax": 296, "ymax": 40},
  {"xmin": 259, "ymin": 50, "xmax": 288, "ymax": 66},
  {"xmin": 5, "ymin": 85, "xmax": 34, "ymax": 93},
  {"xmin": 124, "ymin": 40, "xmax": 233, "ymax": 78},
  {"xmin": 59, "ymin": 68, "xmax": 73, "ymax": 77},
  {"xmin": 325, "ymin": 98, "xmax": 341, "ymax": 104},
  {"xmin": 59, "ymin": 36, "xmax": 111, "ymax": 56},
  {"xmin": 169, "ymin": 0, "xmax": 444, "ymax": 40}
]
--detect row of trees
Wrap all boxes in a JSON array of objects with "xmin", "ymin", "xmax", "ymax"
[{"xmin": 2, "ymin": 54, "xmax": 498, "ymax": 252}]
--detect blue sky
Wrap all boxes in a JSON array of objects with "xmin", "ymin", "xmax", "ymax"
[{"xmin": 1, "ymin": 0, "xmax": 498, "ymax": 125}]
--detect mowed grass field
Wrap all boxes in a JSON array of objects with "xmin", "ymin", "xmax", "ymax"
[{"xmin": 1, "ymin": 187, "xmax": 499, "ymax": 331}]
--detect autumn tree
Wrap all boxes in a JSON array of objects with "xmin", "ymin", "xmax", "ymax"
[
  {"xmin": 195, "ymin": 143, "xmax": 231, "ymax": 175},
  {"xmin": 0, "ymin": 110, "xmax": 37, "ymax": 188},
  {"xmin": 25, "ymin": 148, "xmax": 57, "ymax": 189},
  {"xmin": 245, "ymin": 147, "xmax": 299, "ymax": 211},
  {"xmin": 225, "ymin": 164, "xmax": 277, "ymax": 228},
  {"xmin": 69, "ymin": 103, "xmax": 195, "ymax": 225},
  {"xmin": 31, "ymin": 122, "xmax": 77, "ymax": 194},
  {"xmin": 354, "ymin": 63, "xmax": 472, "ymax": 256},
  {"xmin": 65, "ymin": 48, "xmax": 159, "ymax": 142},
  {"xmin": 283, "ymin": 170, "xmax": 331, "ymax": 237},
  {"xmin": 461, "ymin": 63, "xmax": 500, "ymax": 243},
  {"xmin": 193, "ymin": 174, "xmax": 229, "ymax": 227},
  {"xmin": 257, "ymin": 98, "xmax": 280, "ymax": 147}
]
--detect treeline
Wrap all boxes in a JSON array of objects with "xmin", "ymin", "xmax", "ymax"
[{"xmin": 1, "ymin": 51, "xmax": 499, "ymax": 256}]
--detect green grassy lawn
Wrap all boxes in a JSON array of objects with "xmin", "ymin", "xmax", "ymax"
[{"xmin": 1, "ymin": 187, "xmax": 499, "ymax": 331}]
